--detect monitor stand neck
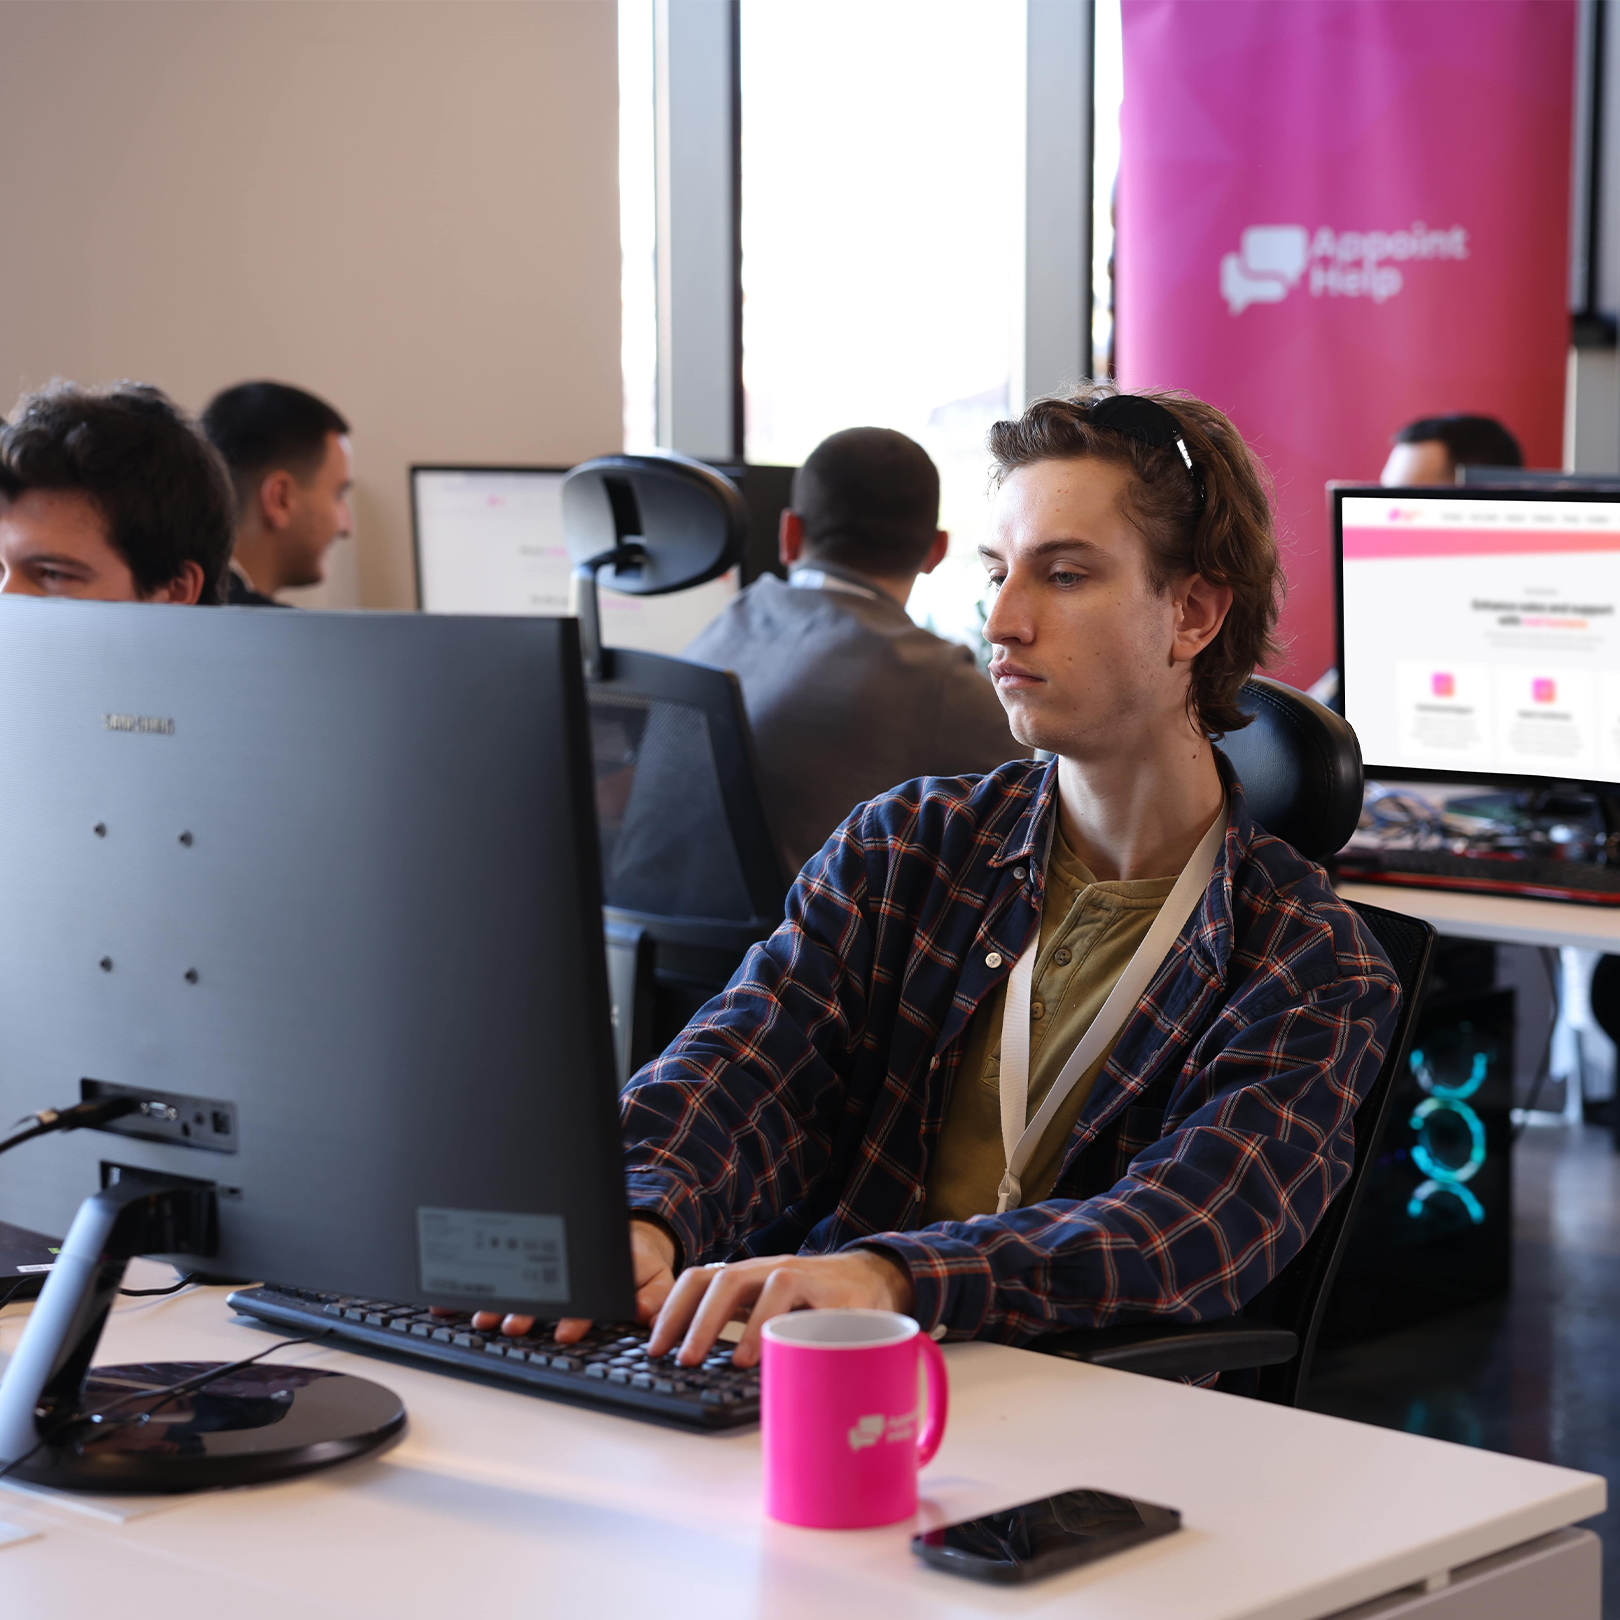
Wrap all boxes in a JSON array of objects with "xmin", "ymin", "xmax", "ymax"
[
  {"xmin": 0, "ymin": 1172, "xmax": 404, "ymax": 1493},
  {"xmin": 0, "ymin": 1172, "xmax": 214, "ymax": 1464}
]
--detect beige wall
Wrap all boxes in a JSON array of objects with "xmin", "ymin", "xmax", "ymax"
[{"xmin": 0, "ymin": 0, "xmax": 622, "ymax": 609}]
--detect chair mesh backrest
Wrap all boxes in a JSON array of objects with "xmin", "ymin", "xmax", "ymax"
[
  {"xmin": 1250, "ymin": 899, "xmax": 1435, "ymax": 1403},
  {"xmin": 589, "ymin": 688, "xmax": 755, "ymax": 922}
]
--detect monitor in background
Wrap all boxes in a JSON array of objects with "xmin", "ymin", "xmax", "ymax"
[
  {"xmin": 411, "ymin": 462, "xmax": 795, "ymax": 655},
  {"xmin": 1457, "ymin": 465, "xmax": 1620, "ymax": 494},
  {"xmin": 0, "ymin": 600, "xmax": 633, "ymax": 1491},
  {"xmin": 1336, "ymin": 484, "xmax": 1620, "ymax": 788}
]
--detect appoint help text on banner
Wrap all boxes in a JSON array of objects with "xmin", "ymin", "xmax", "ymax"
[{"xmin": 1118, "ymin": 0, "xmax": 1575, "ymax": 686}]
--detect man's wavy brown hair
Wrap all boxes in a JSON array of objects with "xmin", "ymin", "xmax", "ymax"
[{"xmin": 987, "ymin": 383, "xmax": 1283, "ymax": 737}]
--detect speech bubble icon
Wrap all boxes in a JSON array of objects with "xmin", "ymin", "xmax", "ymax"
[
  {"xmin": 1221, "ymin": 252, "xmax": 1289, "ymax": 316},
  {"xmin": 1240, "ymin": 225, "xmax": 1309, "ymax": 285}
]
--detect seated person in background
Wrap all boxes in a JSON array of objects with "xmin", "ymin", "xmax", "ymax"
[
  {"xmin": 201, "ymin": 381, "xmax": 352, "ymax": 606},
  {"xmin": 481, "ymin": 386, "xmax": 1401, "ymax": 1367},
  {"xmin": 1380, "ymin": 413, "xmax": 1523, "ymax": 485},
  {"xmin": 685, "ymin": 427, "xmax": 1021, "ymax": 874},
  {"xmin": 0, "ymin": 381, "xmax": 233, "ymax": 603}
]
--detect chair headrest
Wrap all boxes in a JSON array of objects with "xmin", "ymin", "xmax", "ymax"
[
  {"xmin": 1216, "ymin": 677, "xmax": 1364, "ymax": 861},
  {"xmin": 562, "ymin": 453, "xmax": 747, "ymax": 597}
]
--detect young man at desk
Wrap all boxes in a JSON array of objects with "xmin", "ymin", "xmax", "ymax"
[{"xmin": 482, "ymin": 388, "xmax": 1402, "ymax": 1369}]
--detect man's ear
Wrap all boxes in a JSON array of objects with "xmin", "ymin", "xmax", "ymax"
[
  {"xmin": 1170, "ymin": 573, "xmax": 1233, "ymax": 665},
  {"xmin": 147, "ymin": 560, "xmax": 206, "ymax": 606},
  {"xmin": 779, "ymin": 510, "xmax": 805, "ymax": 569},
  {"xmin": 919, "ymin": 530, "xmax": 949, "ymax": 576},
  {"xmin": 257, "ymin": 468, "xmax": 299, "ymax": 533}
]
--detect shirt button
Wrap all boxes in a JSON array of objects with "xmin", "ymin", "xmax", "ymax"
[
  {"xmin": 1013, "ymin": 866, "xmax": 1027, "ymax": 881},
  {"xmin": 985, "ymin": 952, "xmax": 1003, "ymax": 969},
  {"xmin": 1031, "ymin": 1001, "xmax": 1045, "ymax": 1019},
  {"xmin": 1054, "ymin": 947, "xmax": 1072, "ymax": 966}
]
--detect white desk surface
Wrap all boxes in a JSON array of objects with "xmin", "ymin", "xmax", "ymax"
[
  {"xmin": 0, "ymin": 1274, "xmax": 1603, "ymax": 1620},
  {"xmin": 1335, "ymin": 879, "xmax": 1620, "ymax": 952}
]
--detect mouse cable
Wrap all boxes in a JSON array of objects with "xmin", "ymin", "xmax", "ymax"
[
  {"xmin": 0, "ymin": 1095, "xmax": 141, "ymax": 1159},
  {"xmin": 0, "ymin": 1326, "xmax": 336, "ymax": 1484}
]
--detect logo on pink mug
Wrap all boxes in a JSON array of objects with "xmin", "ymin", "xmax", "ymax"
[{"xmin": 760, "ymin": 1308, "xmax": 948, "ymax": 1529}]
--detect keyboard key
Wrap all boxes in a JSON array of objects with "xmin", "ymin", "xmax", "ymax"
[
  {"xmin": 585, "ymin": 1364, "xmax": 608, "ymax": 1379},
  {"xmin": 550, "ymin": 1356, "xmax": 579, "ymax": 1373}
]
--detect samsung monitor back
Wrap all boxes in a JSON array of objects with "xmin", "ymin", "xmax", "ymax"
[{"xmin": 0, "ymin": 599, "xmax": 634, "ymax": 1320}]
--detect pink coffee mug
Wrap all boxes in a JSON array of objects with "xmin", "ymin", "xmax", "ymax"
[{"xmin": 760, "ymin": 1308, "xmax": 948, "ymax": 1529}]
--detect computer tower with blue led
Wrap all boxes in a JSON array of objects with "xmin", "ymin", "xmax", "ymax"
[{"xmin": 1321, "ymin": 942, "xmax": 1514, "ymax": 1345}]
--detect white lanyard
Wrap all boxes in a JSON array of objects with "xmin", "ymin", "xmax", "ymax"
[{"xmin": 995, "ymin": 806, "xmax": 1228, "ymax": 1214}]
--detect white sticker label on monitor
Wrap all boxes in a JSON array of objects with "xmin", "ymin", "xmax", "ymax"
[{"xmin": 416, "ymin": 1208, "xmax": 569, "ymax": 1303}]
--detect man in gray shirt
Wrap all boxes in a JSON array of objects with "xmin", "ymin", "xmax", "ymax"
[{"xmin": 687, "ymin": 427, "xmax": 1020, "ymax": 874}]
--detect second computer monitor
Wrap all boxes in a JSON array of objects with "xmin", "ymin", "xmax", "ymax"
[
  {"xmin": 1336, "ymin": 484, "xmax": 1620, "ymax": 787},
  {"xmin": 411, "ymin": 464, "xmax": 738, "ymax": 654}
]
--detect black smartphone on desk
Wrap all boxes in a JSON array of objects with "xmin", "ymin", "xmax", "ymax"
[{"xmin": 912, "ymin": 1488, "xmax": 1181, "ymax": 1584}]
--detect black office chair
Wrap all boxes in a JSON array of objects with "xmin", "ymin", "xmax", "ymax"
[
  {"xmin": 563, "ymin": 454, "xmax": 790, "ymax": 1085},
  {"xmin": 1032, "ymin": 677, "xmax": 1436, "ymax": 1403}
]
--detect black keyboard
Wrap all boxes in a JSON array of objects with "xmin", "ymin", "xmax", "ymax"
[
  {"xmin": 226, "ymin": 1284, "xmax": 760, "ymax": 1430},
  {"xmin": 1335, "ymin": 847, "xmax": 1620, "ymax": 905}
]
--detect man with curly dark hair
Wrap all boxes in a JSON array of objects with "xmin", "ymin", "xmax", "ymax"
[
  {"xmin": 481, "ymin": 385, "xmax": 1401, "ymax": 1374},
  {"xmin": 0, "ymin": 381, "xmax": 235, "ymax": 605}
]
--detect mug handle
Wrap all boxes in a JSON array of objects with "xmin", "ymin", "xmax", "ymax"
[{"xmin": 916, "ymin": 1333, "xmax": 949, "ymax": 1467}]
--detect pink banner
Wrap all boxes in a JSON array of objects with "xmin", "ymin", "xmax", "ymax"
[{"xmin": 1117, "ymin": 1, "xmax": 1575, "ymax": 686}]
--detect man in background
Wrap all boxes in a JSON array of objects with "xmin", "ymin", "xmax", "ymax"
[
  {"xmin": 202, "ymin": 381, "xmax": 352, "ymax": 605},
  {"xmin": 0, "ymin": 381, "xmax": 233, "ymax": 604},
  {"xmin": 686, "ymin": 427, "xmax": 1020, "ymax": 873},
  {"xmin": 1380, "ymin": 414, "xmax": 1523, "ymax": 485}
]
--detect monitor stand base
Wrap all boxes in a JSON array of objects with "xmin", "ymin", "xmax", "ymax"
[
  {"xmin": 0, "ymin": 1170, "xmax": 405, "ymax": 1493},
  {"xmin": 4, "ymin": 1359, "xmax": 404, "ymax": 1493}
]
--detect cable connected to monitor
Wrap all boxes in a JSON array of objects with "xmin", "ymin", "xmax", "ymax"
[
  {"xmin": 0, "ymin": 1095, "xmax": 200, "ymax": 1297},
  {"xmin": 0, "ymin": 1095, "xmax": 140, "ymax": 1159}
]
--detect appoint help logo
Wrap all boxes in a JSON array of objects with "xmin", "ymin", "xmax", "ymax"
[
  {"xmin": 1220, "ymin": 222, "xmax": 1469, "ymax": 315},
  {"xmin": 846, "ymin": 1412, "xmax": 917, "ymax": 1452}
]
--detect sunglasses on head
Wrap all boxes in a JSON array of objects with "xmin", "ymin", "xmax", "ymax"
[{"xmin": 1085, "ymin": 394, "xmax": 1204, "ymax": 504}]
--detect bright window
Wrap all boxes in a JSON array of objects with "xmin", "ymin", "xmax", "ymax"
[{"xmin": 738, "ymin": 0, "xmax": 1027, "ymax": 648}]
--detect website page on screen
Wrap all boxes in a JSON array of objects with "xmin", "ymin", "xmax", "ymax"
[{"xmin": 1341, "ymin": 493, "xmax": 1620, "ymax": 784}]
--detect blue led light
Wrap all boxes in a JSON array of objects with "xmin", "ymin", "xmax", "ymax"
[
  {"xmin": 1408, "ymin": 1047, "xmax": 1486, "ymax": 1101},
  {"xmin": 1404, "ymin": 1047, "xmax": 1489, "ymax": 1226}
]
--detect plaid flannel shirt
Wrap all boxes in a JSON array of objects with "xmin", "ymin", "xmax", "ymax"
[{"xmin": 622, "ymin": 753, "xmax": 1400, "ymax": 1343}]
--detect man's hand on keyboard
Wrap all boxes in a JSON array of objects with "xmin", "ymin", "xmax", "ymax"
[
  {"xmin": 470, "ymin": 1218, "xmax": 676, "ymax": 1341},
  {"xmin": 646, "ymin": 1249, "xmax": 915, "ymax": 1370}
]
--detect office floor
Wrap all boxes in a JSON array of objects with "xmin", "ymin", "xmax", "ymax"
[{"xmin": 1305, "ymin": 1120, "xmax": 1620, "ymax": 1613}]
